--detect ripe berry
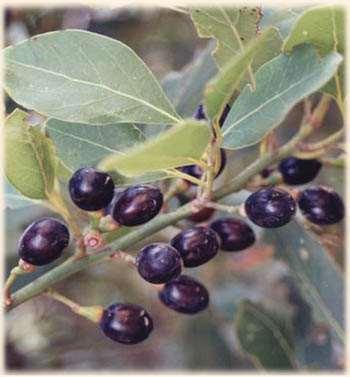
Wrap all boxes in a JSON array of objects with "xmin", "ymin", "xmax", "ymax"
[
  {"xmin": 278, "ymin": 157, "xmax": 322, "ymax": 185},
  {"xmin": 210, "ymin": 217, "xmax": 255, "ymax": 252},
  {"xmin": 100, "ymin": 303, "xmax": 153, "ymax": 344},
  {"xmin": 181, "ymin": 149, "xmax": 227, "ymax": 183},
  {"xmin": 298, "ymin": 186, "xmax": 344, "ymax": 225},
  {"xmin": 112, "ymin": 184, "xmax": 163, "ymax": 226},
  {"xmin": 136, "ymin": 243, "xmax": 182, "ymax": 284},
  {"xmin": 245, "ymin": 188, "xmax": 296, "ymax": 228},
  {"xmin": 170, "ymin": 226, "xmax": 219, "ymax": 267},
  {"xmin": 159, "ymin": 275, "xmax": 209, "ymax": 314},
  {"xmin": 18, "ymin": 217, "xmax": 69, "ymax": 266},
  {"xmin": 194, "ymin": 104, "xmax": 207, "ymax": 120},
  {"xmin": 69, "ymin": 167, "xmax": 114, "ymax": 211}
]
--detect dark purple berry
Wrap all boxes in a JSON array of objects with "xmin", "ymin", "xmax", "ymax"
[
  {"xmin": 136, "ymin": 243, "xmax": 182, "ymax": 284},
  {"xmin": 194, "ymin": 104, "xmax": 207, "ymax": 120},
  {"xmin": 245, "ymin": 188, "xmax": 296, "ymax": 228},
  {"xmin": 260, "ymin": 168, "xmax": 273, "ymax": 179},
  {"xmin": 298, "ymin": 186, "xmax": 344, "ymax": 225},
  {"xmin": 159, "ymin": 275, "xmax": 209, "ymax": 314},
  {"xmin": 112, "ymin": 184, "xmax": 163, "ymax": 226},
  {"xmin": 170, "ymin": 226, "xmax": 219, "ymax": 267},
  {"xmin": 278, "ymin": 157, "xmax": 322, "ymax": 185},
  {"xmin": 100, "ymin": 303, "xmax": 153, "ymax": 344},
  {"xmin": 69, "ymin": 167, "xmax": 114, "ymax": 211},
  {"xmin": 180, "ymin": 149, "xmax": 226, "ymax": 184},
  {"xmin": 18, "ymin": 217, "xmax": 69, "ymax": 266},
  {"xmin": 210, "ymin": 217, "xmax": 255, "ymax": 252},
  {"xmin": 218, "ymin": 104, "xmax": 230, "ymax": 127}
]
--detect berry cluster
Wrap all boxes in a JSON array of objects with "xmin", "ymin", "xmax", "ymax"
[{"xmin": 14, "ymin": 104, "xmax": 344, "ymax": 347}]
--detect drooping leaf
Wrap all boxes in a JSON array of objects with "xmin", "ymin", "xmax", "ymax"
[
  {"xmin": 204, "ymin": 27, "xmax": 281, "ymax": 120},
  {"xmin": 4, "ymin": 181, "xmax": 40, "ymax": 210},
  {"xmin": 221, "ymin": 45, "xmax": 342, "ymax": 150},
  {"xmin": 264, "ymin": 221, "xmax": 344, "ymax": 344},
  {"xmin": 99, "ymin": 119, "xmax": 211, "ymax": 176},
  {"xmin": 283, "ymin": 6, "xmax": 345, "ymax": 100},
  {"xmin": 46, "ymin": 118, "xmax": 145, "ymax": 172},
  {"xmin": 235, "ymin": 300, "xmax": 296, "ymax": 369},
  {"xmin": 4, "ymin": 29, "xmax": 180, "ymax": 125},
  {"xmin": 190, "ymin": 7, "xmax": 262, "ymax": 67},
  {"xmin": 5, "ymin": 109, "xmax": 56, "ymax": 199}
]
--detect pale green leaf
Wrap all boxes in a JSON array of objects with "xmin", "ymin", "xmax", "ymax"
[
  {"xmin": 190, "ymin": 7, "xmax": 261, "ymax": 67},
  {"xmin": 283, "ymin": 6, "xmax": 345, "ymax": 99},
  {"xmin": 235, "ymin": 300, "xmax": 296, "ymax": 369},
  {"xmin": 5, "ymin": 109, "xmax": 56, "ymax": 199},
  {"xmin": 204, "ymin": 27, "xmax": 281, "ymax": 120},
  {"xmin": 4, "ymin": 181, "xmax": 40, "ymax": 210},
  {"xmin": 99, "ymin": 119, "xmax": 211, "ymax": 176},
  {"xmin": 4, "ymin": 29, "xmax": 180, "ymax": 125},
  {"xmin": 46, "ymin": 118, "xmax": 145, "ymax": 171},
  {"xmin": 222, "ymin": 45, "xmax": 342, "ymax": 150}
]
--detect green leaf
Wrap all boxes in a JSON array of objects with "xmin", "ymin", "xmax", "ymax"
[
  {"xmin": 222, "ymin": 45, "xmax": 342, "ymax": 150},
  {"xmin": 5, "ymin": 109, "xmax": 56, "ymax": 199},
  {"xmin": 46, "ymin": 118, "xmax": 145, "ymax": 172},
  {"xmin": 4, "ymin": 181, "xmax": 40, "ymax": 210},
  {"xmin": 204, "ymin": 27, "xmax": 281, "ymax": 120},
  {"xmin": 4, "ymin": 29, "xmax": 180, "ymax": 125},
  {"xmin": 235, "ymin": 300, "xmax": 296, "ymax": 369},
  {"xmin": 264, "ymin": 221, "xmax": 344, "ymax": 344},
  {"xmin": 99, "ymin": 119, "xmax": 211, "ymax": 176},
  {"xmin": 283, "ymin": 6, "xmax": 345, "ymax": 99},
  {"xmin": 190, "ymin": 7, "xmax": 262, "ymax": 67}
]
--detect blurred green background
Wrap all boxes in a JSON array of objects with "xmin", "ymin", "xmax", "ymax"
[{"xmin": 5, "ymin": 6, "xmax": 344, "ymax": 371}]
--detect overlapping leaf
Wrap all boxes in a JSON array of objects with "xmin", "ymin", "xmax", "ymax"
[
  {"xmin": 4, "ymin": 29, "xmax": 180, "ymax": 125},
  {"xmin": 5, "ymin": 109, "xmax": 56, "ymax": 199},
  {"xmin": 221, "ymin": 45, "xmax": 342, "ymax": 150},
  {"xmin": 99, "ymin": 120, "xmax": 211, "ymax": 176}
]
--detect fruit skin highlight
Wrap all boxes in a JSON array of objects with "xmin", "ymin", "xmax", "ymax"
[
  {"xmin": 100, "ymin": 303, "xmax": 153, "ymax": 344},
  {"xmin": 278, "ymin": 157, "xmax": 322, "ymax": 185},
  {"xmin": 112, "ymin": 184, "xmax": 163, "ymax": 226},
  {"xmin": 298, "ymin": 186, "xmax": 344, "ymax": 225},
  {"xmin": 171, "ymin": 226, "xmax": 219, "ymax": 267},
  {"xmin": 69, "ymin": 167, "xmax": 114, "ymax": 211},
  {"xmin": 136, "ymin": 243, "xmax": 182, "ymax": 284},
  {"xmin": 18, "ymin": 217, "xmax": 70, "ymax": 266},
  {"xmin": 210, "ymin": 217, "xmax": 255, "ymax": 252},
  {"xmin": 245, "ymin": 188, "xmax": 296, "ymax": 228},
  {"xmin": 159, "ymin": 275, "xmax": 209, "ymax": 314}
]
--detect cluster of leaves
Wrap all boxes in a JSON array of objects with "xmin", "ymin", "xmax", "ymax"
[{"xmin": 4, "ymin": 5, "xmax": 344, "ymax": 370}]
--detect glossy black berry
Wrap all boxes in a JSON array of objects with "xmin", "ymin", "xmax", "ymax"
[
  {"xmin": 181, "ymin": 149, "xmax": 227, "ymax": 183},
  {"xmin": 245, "ymin": 188, "xmax": 296, "ymax": 228},
  {"xmin": 18, "ymin": 217, "xmax": 70, "ymax": 266},
  {"xmin": 69, "ymin": 167, "xmax": 114, "ymax": 211},
  {"xmin": 159, "ymin": 275, "xmax": 209, "ymax": 314},
  {"xmin": 210, "ymin": 217, "xmax": 255, "ymax": 252},
  {"xmin": 278, "ymin": 157, "xmax": 322, "ymax": 185},
  {"xmin": 170, "ymin": 226, "xmax": 219, "ymax": 267},
  {"xmin": 298, "ymin": 186, "xmax": 344, "ymax": 225},
  {"xmin": 112, "ymin": 184, "xmax": 163, "ymax": 226},
  {"xmin": 100, "ymin": 303, "xmax": 153, "ymax": 344},
  {"xmin": 136, "ymin": 243, "xmax": 182, "ymax": 284},
  {"xmin": 194, "ymin": 104, "xmax": 207, "ymax": 120}
]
